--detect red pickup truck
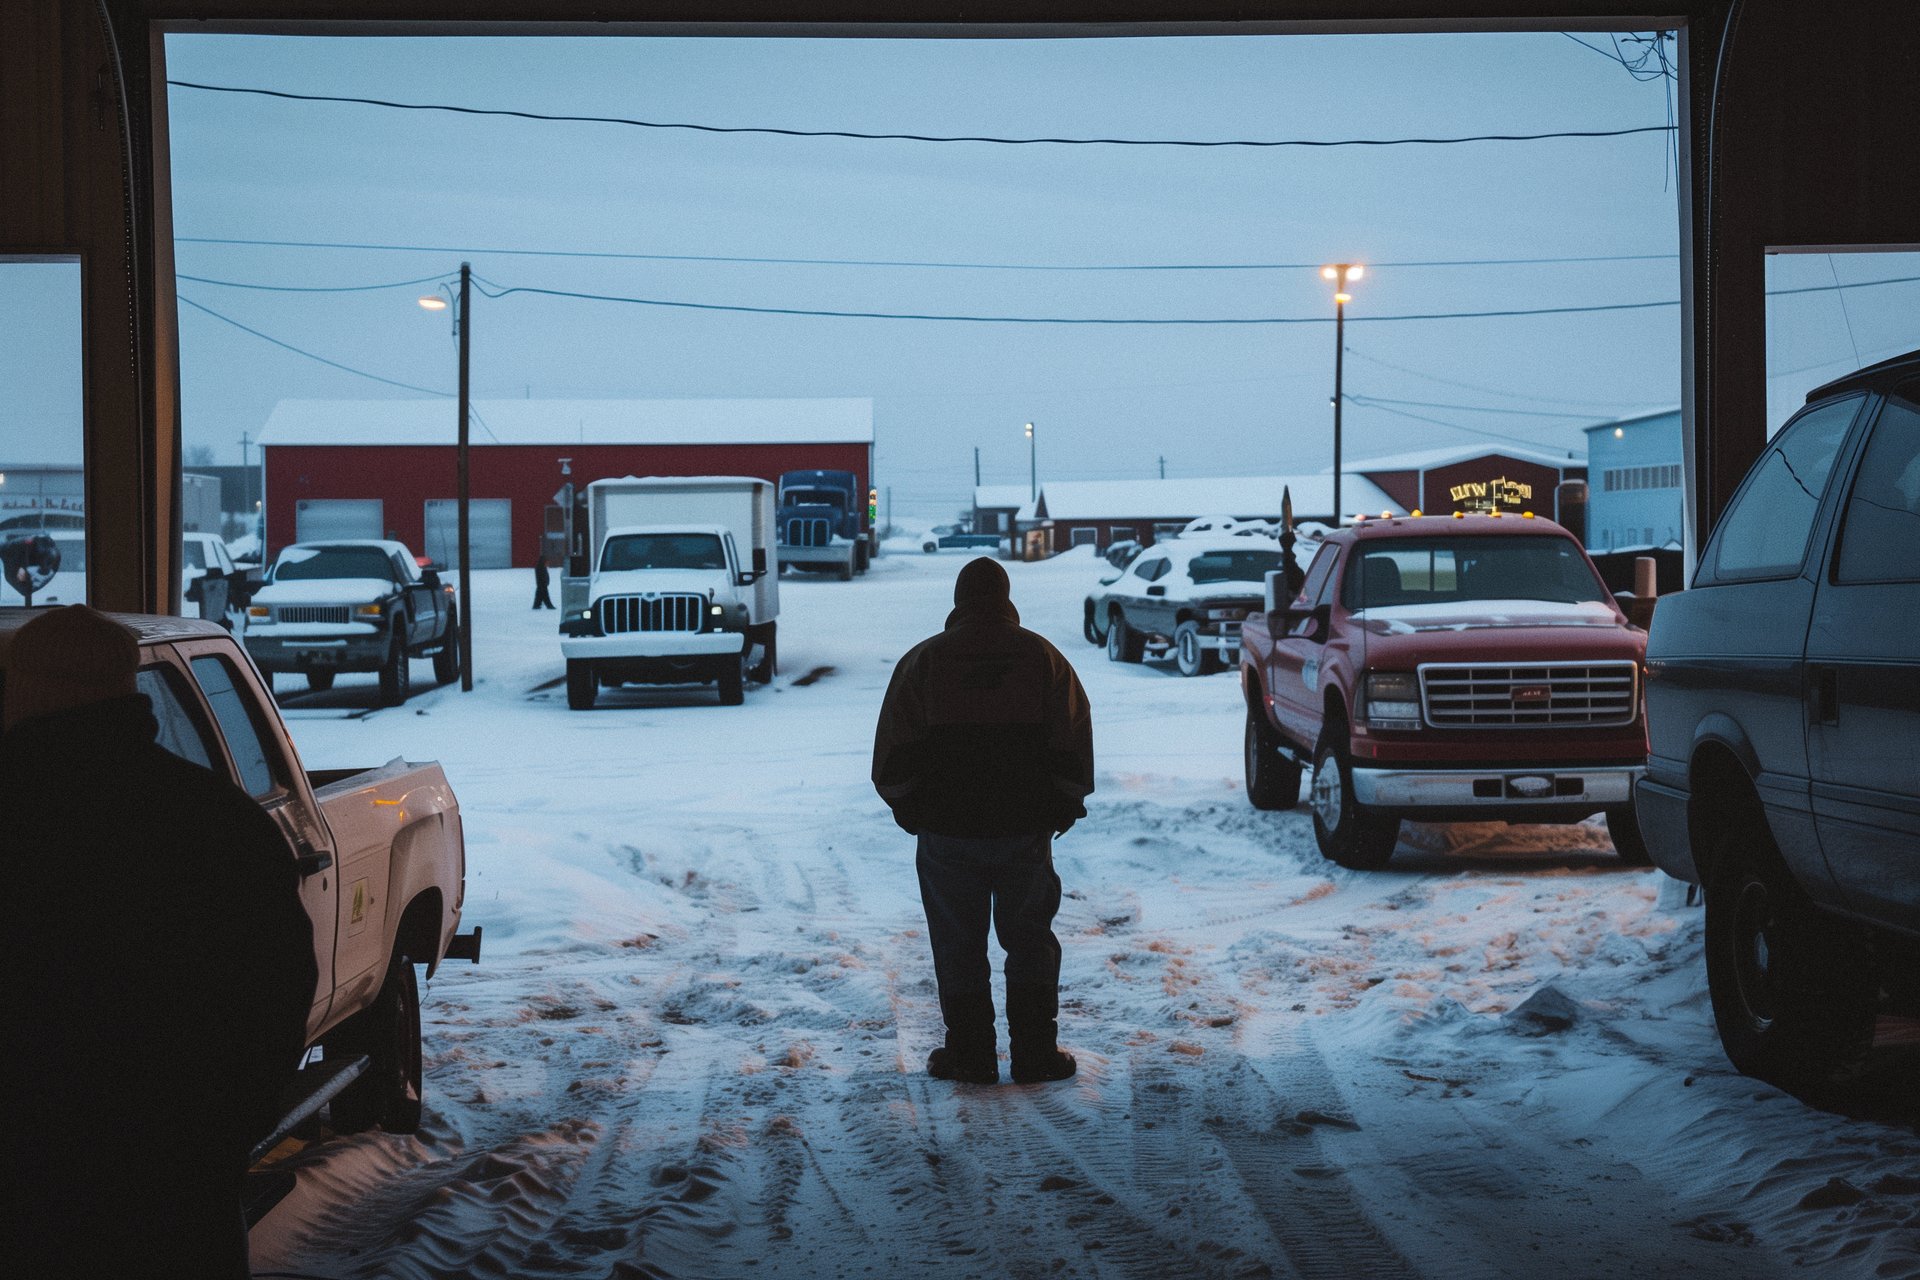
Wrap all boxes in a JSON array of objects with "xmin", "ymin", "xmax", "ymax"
[{"xmin": 1239, "ymin": 514, "xmax": 1650, "ymax": 869}]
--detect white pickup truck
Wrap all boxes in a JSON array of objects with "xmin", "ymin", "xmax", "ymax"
[{"xmin": 0, "ymin": 610, "xmax": 480, "ymax": 1146}]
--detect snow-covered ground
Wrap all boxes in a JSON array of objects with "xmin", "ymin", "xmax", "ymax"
[{"xmin": 251, "ymin": 549, "xmax": 1920, "ymax": 1280}]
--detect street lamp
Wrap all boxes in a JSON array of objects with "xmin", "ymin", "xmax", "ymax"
[
  {"xmin": 1321, "ymin": 263, "xmax": 1364, "ymax": 522},
  {"xmin": 418, "ymin": 262, "xmax": 474, "ymax": 692},
  {"xmin": 1025, "ymin": 421, "xmax": 1037, "ymax": 502}
]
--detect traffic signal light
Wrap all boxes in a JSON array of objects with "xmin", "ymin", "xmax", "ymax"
[{"xmin": 868, "ymin": 487, "xmax": 878, "ymax": 524}]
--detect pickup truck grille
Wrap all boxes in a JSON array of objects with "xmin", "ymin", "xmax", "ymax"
[
  {"xmin": 785, "ymin": 517, "xmax": 831, "ymax": 548},
  {"xmin": 598, "ymin": 593, "xmax": 706, "ymax": 634},
  {"xmin": 275, "ymin": 605, "xmax": 351, "ymax": 625},
  {"xmin": 1418, "ymin": 661, "xmax": 1638, "ymax": 728}
]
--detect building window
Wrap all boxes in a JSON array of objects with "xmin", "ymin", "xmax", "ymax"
[
  {"xmin": 1601, "ymin": 464, "xmax": 1681, "ymax": 493},
  {"xmin": 1070, "ymin": 526, "xmax": 1097, "ymax": 548}
]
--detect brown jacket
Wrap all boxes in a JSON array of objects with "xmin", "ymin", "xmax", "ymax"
[{"xmin": 873, "ymin": 559, "xmax": 1094, "ymax": 838}]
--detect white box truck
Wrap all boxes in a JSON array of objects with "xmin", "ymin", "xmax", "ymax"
[{"xmin": 558, "ymin": 476, "xmax": 778, "ymax": 708}]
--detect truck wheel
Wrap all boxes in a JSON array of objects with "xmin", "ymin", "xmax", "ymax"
[
  {"xmin": 432, "ymin": 611, "xmax": 460, "ymax": 684},
  {"xmin": 328, "ymin": 955, "xmax": 423, "ymax": 1135},
  {"xmin": 718, "ymin": 652, "xmax": 747, "ymax": 705},
  {"xmin": 1106, "ymin": 612, "xmax": 1143, "ymax": 664},
  {"xmin": 853, "ymin": 541, "xmax": 870, "ymax": 574},
  {"xmin": 1704, "ymin": 814, "xmax": 1877, "ymax": 1090},
  {"xmin": 837, "ymin": 558, "xmax": 854, "ymax": 582},
  {"xmin": 1310, "ymin": 733, "xmax": 1399, "ymax": 870},
  {"xmin": 377, "ymin": 628, "xmax": 411, "ymax": 706},
  {"xmin": 750, "ymin": 623, "xmax": 777, "ymax": 684},
  {"xmin": 1605, "ymin": 803, "xmax": 1652, "ymax": 866},
  {"xmin": 1245, "ymin": 708, "xmax": 1302, "ymax": 811},
  {"xmin": 305, "ymin": 670, "xmax": 336, "ymax": 693},
  {"xmin": 566, "ymin": 660, "xmax": 597, "ymax": 710}
]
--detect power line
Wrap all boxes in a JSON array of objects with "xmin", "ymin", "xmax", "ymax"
[
  {"xmin": 175, "ymin": 235, "xmax": 1679, "ymax": 274},
  {"xmin": 168, "ymin": 80, "xmax": 1677, "ymax": 150},
  {"xmin": 1345, "ymin": 397, "xmax": 1586, "ymax": 452},
  {"xmin": 176, "ymin": 269, "xmax": 453, "ymax": 293},
  {"xmin": 1345, "ymin": 349, "xmax": 1667, "ymax": 409},
  {"xmin": 1344, "ymin": 393, "xmax": 1601, "ymax": 421},
  {"xmin": 178, "ymin": 294, "xmax": 449, "ymax": 396}
]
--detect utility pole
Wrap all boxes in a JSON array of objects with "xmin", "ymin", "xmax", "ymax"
[
  {"xmin": 456, "ymin": 261, "xmax": 473, "ymax": 692},
  {"xmin": 885, "ymin": 486, "xmax": 893, "ymax": 533},
  {"xmin": 974, "ymin": 446, "xmax": 981, "ymax": 487},
  {"xmin": 1321, "ymin": 263, "xmax": 1365, "ymax": 523},
  {"xmin": 1025, "ymin": 421, "xmax": 1037, "ymax": 501},
  {"xmin": 1158, "ymin": 455, "xmax": 1166, "ymax": 479}
]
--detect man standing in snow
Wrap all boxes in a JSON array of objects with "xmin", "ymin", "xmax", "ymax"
[
  {"xmin": 0, "ymin": 606, "xmax": 316, "ymax": 1279},
  {"xmin": 873, "ymin": 558, "xmax": 1093, "ymax": 1085},
  {"xmin": 532, "ymin": 548, "xmax": 555, "ymax": 610}
]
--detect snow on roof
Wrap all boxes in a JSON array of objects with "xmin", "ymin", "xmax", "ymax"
[
  {"xmin": 1340, "ymin": 442, "xmax": 1585, "ymax": 473},
  {"xmin": 973, "ymin": 484, "xmax": 1031, "ymax": 510},
  {"xmin": 1024, "ymin": 474, "xmax": 1397, "ymax": 522},
  {"xmin": 257, "ymin": 398, "xmax": 874, "ymax": 447}
]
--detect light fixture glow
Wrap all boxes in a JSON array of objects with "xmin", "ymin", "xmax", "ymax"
[
  {"xmin": 1613, "ymin": 426, "xmax": 1625, "ymax": 438},
  {"xmin": 1321, "ymin": 266, "xmax": 1339, "ymax": 281},
  {"xmin": 1024, "ymin": 422, "xmax": 1034, "ymax": 438},
  {"xmin": 1334, "ymin": 292, "xmax": 1352, "ymax": 305},
  {"xmin": 1345, "ymin": 265, "xmax": 1364, "ymax": 281},
  {"xmin": 418, "ymin": 295, "xmax": 448, "ymax": 311}
]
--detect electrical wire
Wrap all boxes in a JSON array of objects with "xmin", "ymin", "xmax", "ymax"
[
  {"xmin": 178, "ymin": 295, "xmax": 450, "ymax": 397},
  {"xmin": 177, "ymin": 270, "xmax": 454, "ymax": 293},
  {"xmin": 1341, "ymin": 394, "xmax": 1601, "ymax": 421},
  {"xmin": 1344, "ymin": 397, "xmax": 1587, "ymax": 452},
  {"xmin": 174, "ymin": 235, "xmax": 1680, "ymax": 274},
  {"xmin": 167, "ymin": 80, "xmax": 1676, "ymax": 150}
]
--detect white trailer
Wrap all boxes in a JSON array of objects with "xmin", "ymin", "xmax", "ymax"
[{"xmin": 558, "ymin": 476, "xmax": 779, "ymax": 708}]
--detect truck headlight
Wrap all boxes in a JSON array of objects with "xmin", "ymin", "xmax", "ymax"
[
  {"xmin": 710, "ymin": 604, "xmax": 724, "ymax": 616},
  {"xmin": 248, "ymin": 605, "xmax": 270, "ymax": 619},
  {"xmin": 355, "ymin": 603, "xmax": 384, "ymax": 618},
  {"xmin": 1364, "ymin": 672, "xmax": 1422, "ymax": 728}
]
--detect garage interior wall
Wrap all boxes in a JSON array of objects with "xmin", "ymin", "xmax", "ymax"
[{"xmin": 7, "ymin": 1, "xmax": 1920, "ymax": 612}]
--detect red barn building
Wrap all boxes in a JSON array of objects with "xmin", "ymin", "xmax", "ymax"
[{"xmin": 257, "ymin": 398, "xmax": 874, "ymax": 567}]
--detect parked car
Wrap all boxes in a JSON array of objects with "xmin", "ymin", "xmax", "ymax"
[
  {"xmin": 1081, "ymin": 545, "xmax": 1142, "ymax": 645},
  {"xmin": 1100, "ymin": 538, "xmax": 1284, "ymax": 676},
  {"xmin": 244, "ymin": 540, "xmax": 459, "ymax": 705},
  {"xmin": 1104, "ymin": 539, "xmax": 1143, "ymax": 570},
  {"xmin": 0, "ymin": 610, "xmax": 480, "ymax": 1144},
  {"xmin": 923, "ymin": 528, "xmax": 1002, "ymax": 553},
  {"xmin": 1239, "ymin": 514, "xmax": 1649, "ymax": 869},
  {"xmin": 1638, "ymin": 349, "xmax": 1920, "ymax": 1090}
]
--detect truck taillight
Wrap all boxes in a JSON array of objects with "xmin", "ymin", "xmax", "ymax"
[{"xmin": 1364, "ymin": 672, "xmax": 1422, "ymax": 730}]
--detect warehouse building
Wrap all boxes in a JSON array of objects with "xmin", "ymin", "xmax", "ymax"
[
  {"xmin": 1581, "ymin": 408, "xmax": 1685, "ymax": 553},
  {"xmin": 257, "ymin": 398, "xmax": 874, "ymax": 567}
]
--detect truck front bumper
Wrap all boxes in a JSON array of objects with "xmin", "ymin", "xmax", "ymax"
[
  {"xmin": 1351, "ymin": 763, "xmax": 1644, "ymax": 819},
  {"xmin": 560, "ymin": 631, "xmax": 747, "ymax": 661},
  {"xmin": 245, "ymin": 631, "xmax": 389, "ymax": 672},
  {"xmin": 779, "ymin": 543, "xmax": 853, "ymax": 567}
]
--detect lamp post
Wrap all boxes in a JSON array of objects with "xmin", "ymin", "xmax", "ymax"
[
  {"xmin": 419, "ymin": 262, "xmax": 474, "ymax": 692},
  {"xmin": 1025, "ymin": 421, "xmax": 1037, "ymax": 501},
  {"xmin": 1320, "ymin": 263, "xmax": 1364, "ymax": 522}
]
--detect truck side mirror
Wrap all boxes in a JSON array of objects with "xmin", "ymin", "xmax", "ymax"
[
  {"xmin": 1263, "ymin": 569, "xmax": 1285, "ymax": 613},
  {"xmin": 752, "ymin": 548, "xmax": 768, "ymax": 575}
]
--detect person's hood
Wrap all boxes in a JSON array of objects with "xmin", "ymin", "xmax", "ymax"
[
  {"xmin": 0, "ymin": 693, "xmax": 158, "ymax": 769},
  {"xmin": 946, "ymin": 557, "xmax": 1019, "ymax": 628}
]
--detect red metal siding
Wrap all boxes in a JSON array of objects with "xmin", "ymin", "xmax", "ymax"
[{"xmin": 265, "ymin": 443, "xmax": 870, "ymax": 565}]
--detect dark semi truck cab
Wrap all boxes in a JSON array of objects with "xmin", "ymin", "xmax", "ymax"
[{"xmin": 776, "ymin": 469, "xmax": 872, "ymax": 581}]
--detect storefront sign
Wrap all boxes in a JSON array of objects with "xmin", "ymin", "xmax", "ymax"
[{"xmin": 1446, "ymin": 476, "xmax": 1535, "ymax": 512}]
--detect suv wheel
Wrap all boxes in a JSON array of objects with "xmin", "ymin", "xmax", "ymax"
[
  {"xmin": 1174, "ymin": 622, "xmax": 1206, "ymax": 677},
  {"xmin": 377, "ymin": 627, "xmax": 411, "ymax": 706},
  {"xmin": 1704, "ymin": 814, "xmax": 1876, "ymax": 1089},
  {"xmin": 1106, "ymin": 612, "xmax": 1142, "ymax": 664},
  {"xmin": 1310, "ymin": 732, "xmax": 1399, "ymax": 870},
  {"xmin": 1244, "ymin": 708, "xmax": 1302, "ymax": 811}
]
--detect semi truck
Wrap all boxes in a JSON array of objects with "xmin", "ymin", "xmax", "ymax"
[
  {"xmin": 559, "ymin": 476, "xmax": 779, "ymax": 708},
  {"xmin": 775, "ymin": 469, "xmax": 872, "ymax": 580}
]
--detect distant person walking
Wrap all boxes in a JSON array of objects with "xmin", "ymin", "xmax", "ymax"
[
  {"xmin": 0, "ymin": 606, "xmax": 316, "ymax": 1280},
  {"xmin": 873, "ymin": 558, "xmax": 1093, "ymax": 1085},
  {"xmin": 533, "ymin": 550, "xmax": 555, "ymax": 610}
]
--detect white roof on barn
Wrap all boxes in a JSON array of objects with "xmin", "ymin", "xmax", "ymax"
[
  {"xmin": 1340, "ymin": 443, "xmax": 1585, "ymax": 473},
  {"xmin": 1022, "ymin": 474, "xmax": 1397, "ymax": 523},
  {"xmin": 973, "ymin": 485, "xmax": 1031, "ymax": 510},
  {"xmin": 257, "ymin": 398, "xmax": 874, "ymax": 447}
]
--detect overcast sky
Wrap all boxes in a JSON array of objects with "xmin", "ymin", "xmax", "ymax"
[{"xmin": 4, "ymin": 31, "xmax": 1913, "ymax": 523}]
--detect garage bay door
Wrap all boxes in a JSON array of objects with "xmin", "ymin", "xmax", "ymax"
[
  {"xmin": 295, "ymin": 498, "xmax": 383, "ymax": 543},
  {"xmin": 424, "ymin": 499, "xmax": 513, "ymax": 568}
]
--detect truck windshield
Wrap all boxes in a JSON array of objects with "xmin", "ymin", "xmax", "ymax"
[
  {"xmin": 1187, "ymin": 549, "xmax": 1284, "ymax": 585},
  {"xmin": 601, "ymin": 533, "xmax": 728, "ymax": 571},
  {"xmin": 784, "ymin": 488, "xmax": 846, "ymax": 510},
  {"xmin": 1342, "ymin": 536, "xmax": 1607, "ymax": 609},
  {"xmin": 274, "ymin": 546, "xmax": 395, "ymax": 582}
]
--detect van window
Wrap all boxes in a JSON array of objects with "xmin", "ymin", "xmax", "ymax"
[
  {"xmin": 1833, "ymin": 389, "xmax": 1920, "ymax": 584},
  {"xmin": 136, "ymin": 665, "xmax": 217, "ymax": 771},
  {"xmin": 189, "ymin": 655, "xmax": 279, "ymax": 798},
  {"xmin": 1705, "ymin": 396, "xmax": 1860, "ymax": 582}
]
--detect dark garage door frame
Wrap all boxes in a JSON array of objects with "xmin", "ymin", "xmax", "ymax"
[{"xmin": 8, "ymin": 1, "xmax": 1920, "ymax": 612}]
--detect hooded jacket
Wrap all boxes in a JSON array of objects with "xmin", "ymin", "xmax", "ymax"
[{"xmin": 873, "ymin": 558, "xmax": 1094, "ymax": 838}]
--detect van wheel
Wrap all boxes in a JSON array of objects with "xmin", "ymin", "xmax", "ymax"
[
  {"xmin": 1704, "ymin": 815, "xmax": 1876, "ymax": 1090},
  {"xmin": 432, "ymin": 612, "xmax": 460, "ymax": 684},
  {"xmin": 1310, "ymin": 732, "xmax": 1399, "ymax": 870},
  {"xmin": 377, "ymin": 628, "xmax": 411, "ymax": 706},
  {"xmin": 329, "ymin": 955, "xmax": 423, "ymax": 1135},
  {"xmin": 718, "ymin": 652, "xmax": 747, "ymax": 705},
  {"xmin": 305, "ymin": 670, "xmax": 336, "ymax": 693},
  {"xmin": 1605, "ymin": 803, "xmax": 1651, "ymax": 866},
  {"xmin": 566, "ymin": 660, "xmax": 597, "ymax": 710},
  {"xmin": 1245, "ymin": 708, "xmax": 1302, "ymax": 811}
]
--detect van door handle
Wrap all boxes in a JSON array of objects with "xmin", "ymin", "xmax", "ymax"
[{"xmin": 1809, "ymin": 665, "xmax": 1840, "ymax": 726}]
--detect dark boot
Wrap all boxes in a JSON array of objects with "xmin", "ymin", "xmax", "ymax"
[
  {"xmin": 929, "ymin": 988, "xmax": 998, "ymax": 1084},
  {"xmin": 926, "ymin": 1046, "xmax": 998, "ymax": 1085},
  {"xmin": 1006, "ymin": 985, "xmax": 1075, "ymax": 1084}
]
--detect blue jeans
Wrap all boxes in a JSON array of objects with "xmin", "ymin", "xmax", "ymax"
[{"xmin": 915, "ymin": 831, "xmax": 1062, "ymax": 1056}]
